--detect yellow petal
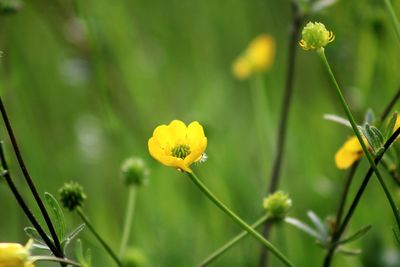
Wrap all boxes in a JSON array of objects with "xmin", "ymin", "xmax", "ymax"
[
  {"xmin": 0, "ymin": 243, "xmax": 30, "ymax": 266},
  {"xmin": 168, "ymin": 120, "xmax": 187, "ymax": 144},
  {"xmin": 335, "ymin": 147, "xmax": 360, "ymax": 170},
  {"xmin": 246, "ymin": 34, "xmax": 275, "ymax": 71},
  {"xmin": 184, "ymin": 137, "xmax": 207, "ymax": 166},
  {"xmin": 148, "ymin": 137, "xmax": 191, "ymax": 171},
  {"xmin": 187, "ymin": 121, "xmax": 205, "ymax": 147},
  {"xmin": 394, "ymin": 115, "xmax": 400, "ymax": 132},
  {"xmin": 232, "ymin": 56, "xmax": 251, "ymax": 80},
  {"xmin": 152, "ymin": 124, "xmax": 173, "ymax": 150},
  {"xmin": 343, "ymin": 136, "xmax": 367, "ymax": 153}
]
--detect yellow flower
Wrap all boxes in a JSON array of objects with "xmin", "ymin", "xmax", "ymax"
[
  {"xmin": 0, "ymin": 241, "xmax": 34, "ymax": 267},
  {"xmin": 394, "ymin": 115, "xmax": 400, "ymax": 132},
  {"xmin": 335, "ymin": 136, "xmax": 368, "ymax": 170},
  {"xmin": 299, "ymin": 22, "xmax": 334, "ymax": 51},
  {"xmin": 148, "ymin": 120, "xmax": 207, "ymax": 173},
  {"xmin": 232, "ymin": 34, "xmax": 275, "ymax": 80}
]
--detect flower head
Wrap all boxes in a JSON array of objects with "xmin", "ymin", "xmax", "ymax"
[
  {"xmin": 299, "ymin": 22, "xmax": 334, "ymax": 51},
  {"xmin": 0, "ymin": 240, "xmax": 34, "ymax": 267},
  {"xmin": 232, "ymin": 34, "xmax": 275, "ymax": 79},
  {"xmin": 59, "ymin": 181, "xmax": 87, "ymax": 211},
  {"xmin": 148, "ymin": 120, "xmax": 207, "ymax": 173},
  {"xmin": 335, "ymin": 136, "xmax": 368, "ymax": 170},
  {"xmin": 263, "ymin": 191, "xmax": 292, "ymax": 219},
  {"xmin": 121, "ymin": 157, "xmax": 149, "ymax": 186}
]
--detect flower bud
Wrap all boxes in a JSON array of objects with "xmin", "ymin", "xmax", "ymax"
[
  {"xmin": 263, "ymin": 191, "xmax": 292, "ymax": 219},
  {"xmin": 121, "ymin": 157, "xmax": 149, "ymax": 186},
  {"xmin": 121, "ymin": 247, "xmax": 148, "ymax": 267},
  {"xmin": 299, "ymin": 22, "xmax": 334, "ymax": 51},
  {"xmin": 0, "ymin": 240, "xmax": 33, "ymax": 267},
  {"xmin": 59, "ymin": 181, "xmax": 87, "ymax": 211}
]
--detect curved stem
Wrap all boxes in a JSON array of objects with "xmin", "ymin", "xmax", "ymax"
[
  {"xmin": 119, "ymin": 186, "xmax": 137, "ymax": 258},
  {"xmin": 0, "ymin": 97, "xmax": 63, "ymax": 257},
  {"xmin": 76, "ymin": 208, "xmax": 123, "ymax": 267},
  {"xmin": 318, "ymin": 49, "xmax": 400, "ymax": 230},
  {"xmin": 31, "ymin": 256, "xmax": 82, "ymax": 266},
  {"xmin": 198, "ymin": 214, "xmax": 270, "ymax": 267},
  {"xmin": 0, "ymin": 141, "xmax": 59, "ymax": 256},
  {"xmin": 187, "ymin": 171, "xmax": 293, "ymax": 267},
  {"xmin": 323, "ymin": 126, "xmax": 400, "ymax": 266},
  {"xmin": 383, "ymin": 0, "xmax": 400, "ymax": 42}
]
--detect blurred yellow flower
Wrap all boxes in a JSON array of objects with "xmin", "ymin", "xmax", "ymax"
[
  {"xmin": 148, "ymin": 120, "xmax": 207, "ymax": 173},
  {"xmin": 394, "ymin": 115, "xmax": 400, "ymax": 132},
  {"xmin": 335, "ymin": 136, "xmax": 368, "ymax": 170},
  {"xmin": 232, "ymin": 34, "xmax": 275, "ymax": 80},
  {"xmin": 0, "ymin": 241, "xmax": 34, "ymax": 267}
]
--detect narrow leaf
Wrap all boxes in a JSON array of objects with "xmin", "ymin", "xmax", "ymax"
[
  {"xmin": 363, "ymin": 109, "xmax": 375, "ymax": 126},
  {"xmin": 323, "ymin": 114, "xmax": 351, "ymax": 128},
  {"xmin": 307, "ymin": 211, "xmax": 328, "ymax": 239},
  {"xmin": 62, "ymin": 223, "xmax": 86, "ymax": 251},
  {"xmin": 311, "ymin": 0, "xmax": 338, "ymax": 13},
  {"xmin": 336, "ymin": 225, "xmax": 372, "ymax": 245},
  {"xmin": 284, "ymin": 217, "xmax": 322, "ymax": 240},
  {"xmin": 44, "ymin": 192, "xmax": 65, "ymax": 241},
  {"xmin": 337, "ymin": 247, "xmax": 362, "ymax": 256},
  {"xmin": 24, "ymin": 227, "xmax": 47, "ymax": 245},
  {"xmin": 364, "ymin": 124, "xmax": 384, "ymax": 152}
]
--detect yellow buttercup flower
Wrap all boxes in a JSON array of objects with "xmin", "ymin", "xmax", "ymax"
[
  {"xmin": 232, "ymin": 34, "xmax": 275, "ymax": 80},
  {"xmin": 335, "ymin": 136, "xmax": 368, "ymax": 170},
  {"xmin": 148, "ymin": 120, "xmax": 207, "ymax": 173},
  {"xmin": 0, "ymin": 240, "xmax": 34, "ymax": 267}
]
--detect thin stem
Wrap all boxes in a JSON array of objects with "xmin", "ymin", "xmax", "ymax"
[
  {"xmin": 383, "ymin": 0, "xmax": 400, "ymax": 42},
  {"xmin": 76, "ymin": 208, "xmax": 123, "ymax": 267},
  {"xmin": 119, "ymin": 186, "xmax": 137, "ymax": 258},
  {"xmin": 186, "ymin": 171, "xmax": 293, "ymax": 267},
  {"xmin": 318, "ymin": 49, "xmax": 400, "ymax": 230},
  {"xmin": 323, "ymin": 126, "xmax": 400, "ymax": 266},
  {"xmin": 379, "ymin": 88, "xmax": 400, "ymax": 121},
  {"xmin": 31, "ymin": 256, "xmax": 82, "ymax": 266},
  {"xmin": 0, "ymin": 97, "xmax": 63, "ymax": 256},
  {"xmin": 0, "ymin": 141, "xmax": 59, "ymax": 256},
  {"xmin": 259, "ymin": 2, "xmax": 303, "ymax": 266},
  {"xmin": 335, "ymin": 161, "xmax": 360, "ymax": 229},
  {"xmin": 198, "ymin": 214, "xmax": 270, "ymax": 267}
]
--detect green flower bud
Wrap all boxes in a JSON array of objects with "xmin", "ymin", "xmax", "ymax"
[
  {"xmin": 59, "ymin": 181, "xmax": 87, "ymax": 211},
  {"xmin": 121, "ymin": 157, "xmax": 149, "ymax": 186},
  {"xmin": 263, "ymin": 191, "xmax": 292, "ymax": 219},
  {"xmin": 122, "ymin": 247, "xmax": 149, "ymax": 267},
  {"xmin": 299, "ymin": 22, "xmax": 334, "ymax": 51}
]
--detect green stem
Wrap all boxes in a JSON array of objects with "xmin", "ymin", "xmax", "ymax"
[
  {"xmin": 318, "ymin": 49, "xmax": 400, "ymax": 230},
  {"xmin": 76, "ymin": 208, "xmax": 123, "ymax": 267},
  {"xmin": 187, "ymin": 171, "xmax": 293, "ymax": 267},
  {"xmin": 383, "ymin": 0, "xmax": 400, "ymax": 42},
  {"xmin": 119, "ymin": 186, "xmax": 137, "ymax": 258},
  {"xmin": 31, "ymin": 256, "xmax": 82, "ymax": 266},
  {"xmin": 198, "ymin": 214, "xmax": 270, "ymax": 267}
]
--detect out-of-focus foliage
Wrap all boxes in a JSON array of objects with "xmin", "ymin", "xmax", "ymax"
[{"xmin": 0, "ymin": 0, "xmax": 399, "ymax": 266}]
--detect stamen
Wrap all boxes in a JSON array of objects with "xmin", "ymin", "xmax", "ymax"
[{"xmin": 171, "ymin": 144, "xmax": 191, "ymax": 159}]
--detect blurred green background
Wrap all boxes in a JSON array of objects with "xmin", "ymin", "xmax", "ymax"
[{"xmin": 0, "ymin": 0, "xmax": 400, "ymax": 266}]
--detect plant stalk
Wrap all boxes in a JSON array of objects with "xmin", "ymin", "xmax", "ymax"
[{"xmin": 119, "ymin": 185, "xmax": 137, "ymax": 258}]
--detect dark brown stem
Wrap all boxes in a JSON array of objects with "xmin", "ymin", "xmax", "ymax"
[
  {"xmin": 380, "ymin": 88, "xmax": 400, "ymax": 121},
  {"xmin": 258, "ymin": 2, "xmax": 303, "ymax": 267},
  {"xmin": 0, "ymin": 97, "xmax": 63, "ymax": 257},
  {"xmin": 323, "ymin": 126, "xmax": 400, "ymax": 267},
  {"xmin": 0, "ymin": 141, "xmax": 59, "ymax": 255},
  {"xmin": 334, "ymin": 161, "xmax": 360, "ymax": 230}
]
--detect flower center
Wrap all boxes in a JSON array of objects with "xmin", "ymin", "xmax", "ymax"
[{"xmin": 171, "ymin": 144, "xmax": 191, "ymax": 159}]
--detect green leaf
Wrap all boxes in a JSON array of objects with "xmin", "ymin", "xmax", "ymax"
[
  {"xmin": 323, "ymin": 114, "xmax": 351, "ymax": 128},
  {"xmin": 363, "ymin": 109, "xmax": 375, "ymax": 126},
  {"xmin": 24, "ymin": 227, "xmax": 50, "ymax": 250},
  {"xmin": 75, "ymin": 239, "xmax": 90, "ymax": 267},
  {"xmin": 307, "ymin": 211, "xmax": 328, "ymax": 239},
  {"xmin": 24, "ymin": 227, "xmax": 47, "ymax": 245},
  {"xmin": 364, "ymin": 124, "xmax": 384, "ymax": 152},
  {"xmin": 336, "ymin": 225, "xmax": 372, "ymax": 245},
  {"xmin": 44, "ymin": 192, "xmax": 65, "ymax": 241},
  {"xmin": 62, "ymin": 223, "xmax": 86, "ymax": 251},
  {"xmin": 311, "ymin": 0, "xmax": 338, "ymax": 13},
  {"xmin": 337, "ymin": 247, "xmax": 362, "ymax": 256},
  {"xmin": 385, "ymin": 112, "xmax": 398, "ymax": 141}
]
